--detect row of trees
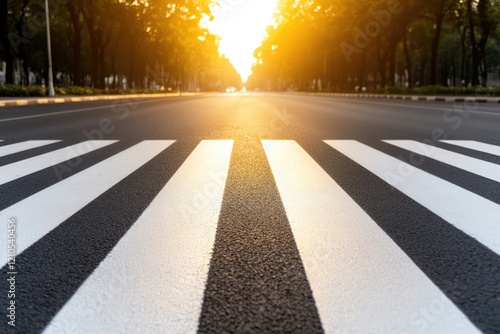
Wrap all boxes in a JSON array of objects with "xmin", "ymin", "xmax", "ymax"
[
  {"xmin": 0, "ymin": 0, "xmax": 241, "ymax": 90},
  {"xmin": 248, "ymin": 0, "xmax": 500, "ymax": 91}
]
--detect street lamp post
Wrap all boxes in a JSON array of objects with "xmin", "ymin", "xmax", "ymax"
[{"xmin": 45, "ymin": 0, "xmax": 55, "ymax": 97}]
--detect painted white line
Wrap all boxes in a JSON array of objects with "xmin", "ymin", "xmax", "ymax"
[
  {"xmin": 325, "ymin": 140, "xmax": 500, "ymax": 256},
  {"xmin": 43, "ymin": 140, "xmax": 233, "ymax": 334},
  {"xmin": 0, "ymin": 140, "xmax": 117, "ymax": 186},
  {"xmin": 0, "ymin": 140, "xmax": 175, "ymax": 266},
  {"xmin": 304, "ymin": 95, "xmax": 500, "ymax": 116},
  {"xmin": 0, "ymin": 98, "xmax": 164, "ymax": 123},
  {"xmin": 0, "ymin": 140, "xmax": 61, "ymax": 158},
  {"xmin": 441, "ymin": 140, "xmax": 500, "ymax": 157},
  {"xmin": 384, "ymin": 140, "xmax": 500, "ymax": 183},
  {"xmin": 262, "ymin": 140, "xmax": 479, "ymax": 334}
]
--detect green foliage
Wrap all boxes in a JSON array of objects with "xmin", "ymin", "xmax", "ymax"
[
  {"xmin": 0, "ymin": 85, "xmax": 47, "ymax": 97},
  {"xmin": 0, "ymin": 85, "xmax": 184, "ymax": 97},
  {"xmin": 249, "ymin": 0, "xmax": 500, "ymax": 90},
  {"xmin": 0, "ymin": 0, "xmax": 241, "ymax": 90}
]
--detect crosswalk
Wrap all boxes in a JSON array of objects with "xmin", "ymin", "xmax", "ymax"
[{"xmin": 0, "ymin": 138, "xmax": 499, "ymax": 333}]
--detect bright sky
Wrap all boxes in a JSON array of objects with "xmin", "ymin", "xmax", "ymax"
[{"xmin": 206, "ymin": 0, "xmax": 279, "ymax": 83}]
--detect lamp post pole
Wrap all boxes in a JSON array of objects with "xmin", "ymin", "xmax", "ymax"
[{"xmin": 45, "ymin": 0, "xmax": 55, "ymax": 97}]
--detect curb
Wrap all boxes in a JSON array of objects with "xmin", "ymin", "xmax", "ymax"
[
  {"xmin": 0, "ymin": 92, "xmax": 201, "ymax": 107},
  {"xmin": 308, "ymin": 92, "xmax": 500, "ymax": 103}
]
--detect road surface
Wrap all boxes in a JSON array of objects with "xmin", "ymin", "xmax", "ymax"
[{"xmin": 0, "ymin": 93, "xmax": 499, "ymax": 333}]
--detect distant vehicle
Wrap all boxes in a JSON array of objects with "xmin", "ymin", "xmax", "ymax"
[{"xmin": 226, "ymin": 87, "xmax": 236, "ymax": 93}]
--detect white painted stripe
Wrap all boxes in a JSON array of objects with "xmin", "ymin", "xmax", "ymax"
[
  {"xmin": 262, "ymin": 140, "xmax": 478, "ymax": 334},
  {"xmin": 0, "ymin": 140, "xmax": 117, "ymax": 185},
  {"xmin": 384, "ymin": 140, "xmax": 500, "ymax": 183},
  {"xmin": 441, "ymin": 140, "xmax": 500, "ymax": 157},
  {"xmin": 0, "ymin": 98, "xmax": 167, "ymax": 123},
  {"xmin": 0, "ymin": 140, "xmax": 61, "ymax": 158},
  {"xmin": 0, "ymin": 141, "xmax": 175, "ymax": 266},
  {"xmin": 269, "ymin": 141, "xmax": 482, "ymax": 331},
  {"xmin": 325, "ymin": 140, "xmax": 500, "ymax": 256},
  {"xmin": 43, "ymin": 140, "xmax": 233, "ymax": 334}
]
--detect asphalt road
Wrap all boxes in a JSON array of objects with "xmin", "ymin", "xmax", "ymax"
[{"xmin": 0, "ymin": 93, "xmax": 499, "ymax": 333}]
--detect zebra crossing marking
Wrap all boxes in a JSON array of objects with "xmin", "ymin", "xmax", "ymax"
[
  {"xmin": 441, "ymin": 140, "xmax": 500, "ymax": 157},
  {"xmin": 0, "ymin": 140, "xmax": 61, "ymax": 158},
  {"xmin": 384, "ymin": 140, "xmax": 500, "ymax": 183},
  {"xmin": 325, "ymin": 140, "xmax": 500, "ymax": 256},
  {"xmin": 43, "ymin": 140, "xmax": 233, "ymax": 334},
  {"xmin": 0, "ymin": 140, "xmax": 175, "ymax": 266},
  {"xmin": 0, "ymin": 138, "xmax": 497, "ymax": 333},
  {"xmin": 0, "ymin": 140, "xmax": 117, "ymax": 185},
  {"xmin": 263, "ymin": 140, "xmax": 479, "ymax": 333}
]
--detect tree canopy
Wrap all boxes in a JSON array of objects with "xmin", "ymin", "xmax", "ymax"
[
  {"xmin": 248, "ymin": 0, "xmax": 500, "ymax": 90},
  {"xmin": 0, "ymin": 0, "xmax": 241, "ymax": 90}
]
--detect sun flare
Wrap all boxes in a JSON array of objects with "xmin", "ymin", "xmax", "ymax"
[{"xmin": 206, "ymin": 0, "xmax": 279, "ymax": 83}]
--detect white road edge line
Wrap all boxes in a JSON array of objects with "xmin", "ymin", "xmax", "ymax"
[
  {"xmin": 0, "ymin": 98, "xmax": 166, "ymax": 123},
  {"xmin": 325, "ymin": 140, "xmax": 500, "ymax": 256},
  {"xmin": 304, "ymin": 95, "xmax": 500, "ymax": 116},
  {"xmin": 262, "ymin": 140, "xmax": 479, "ymax": 334},
  {"xmin": 0, "ymin": 140, "xmax": 175, "ymax": 267},
  {"xmin": 0, "ymin": 140, "xmax": 117, "ymax": 186},
  {"xmin": 384, "ymin": 140, "xmax": 500, "ymax": 183},
  {"xmin": 0, "ymin": 140, "xmax": 61, "ymax": 158},
  {"xmin": 43, "ymin": 140, "xmax": 233, "ymax": 334}
]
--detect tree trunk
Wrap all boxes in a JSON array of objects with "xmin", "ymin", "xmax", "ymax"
[
  {"xmin": 460, "ymin": 25, "xmax": 467, "ymax": 86},
  {"xmin": 467, "ymin": 0, "xmax": 480, "ymax": 86},
  {"xmin": 403, "ymin": 31, "xmax": 413, "ymax": 88},
  {"xmin": 0, "ymin": 0, "xmax": 15, "ymax": 84},
  {"xmin": 388, "ymin": 39, "xmax": 397, "ymax": 87},
  {"xmin": 430, "ymin": 12, "xmax": 444, "ymax": 85},
  {"xmin": 67, "ymin": 1, "xmax": 82, "ymax": 86}
]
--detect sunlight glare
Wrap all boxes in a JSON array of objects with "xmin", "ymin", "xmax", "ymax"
[{"xmin": 207, "ymin": 0, "xmax": 279, "ymax": 83}]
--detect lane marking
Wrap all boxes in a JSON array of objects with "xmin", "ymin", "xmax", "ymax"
[
  {"xmin": 43, "ymin": 140, "xmax": 233, "ymax": 334},
  {"xmin": 0, "ymin": 140, "xmax": 175, "ymax": 266},
  {"xmin": 0, "ymin": 140, "xmax": 117, "ymax": 186},
  {"xmin": 0, "ymin": 140, "xmax": 61, "ymax": 158},
  {"xmin": 262, "ymin": 140, "xmax": 479, "ymax": 333},
  {"xmin": 441, "ymin": 140, "xmax": 500, "ymax": 157},
  {"xmin": 325, "ymin": 140, "xmax": 500, "ymax": 256},
  {"xmin": 301, "ymin": 95, "xmax": 500, "ymax": 116},
  {"xmin": 385, "ymin": 140, "xmax": 500, "ymax": 183},
  {"xmin": 0, "ymin": 98, "xmax": 166, "ymax": 123}
]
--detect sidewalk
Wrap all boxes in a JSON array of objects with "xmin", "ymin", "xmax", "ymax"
[
  {"xmin": 0, "ymin": 92, "xmax": 200, "ymax": 107},
  {"xmin": 309, "ymin": 92, "xmax": 500, "ymax": 103}
]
